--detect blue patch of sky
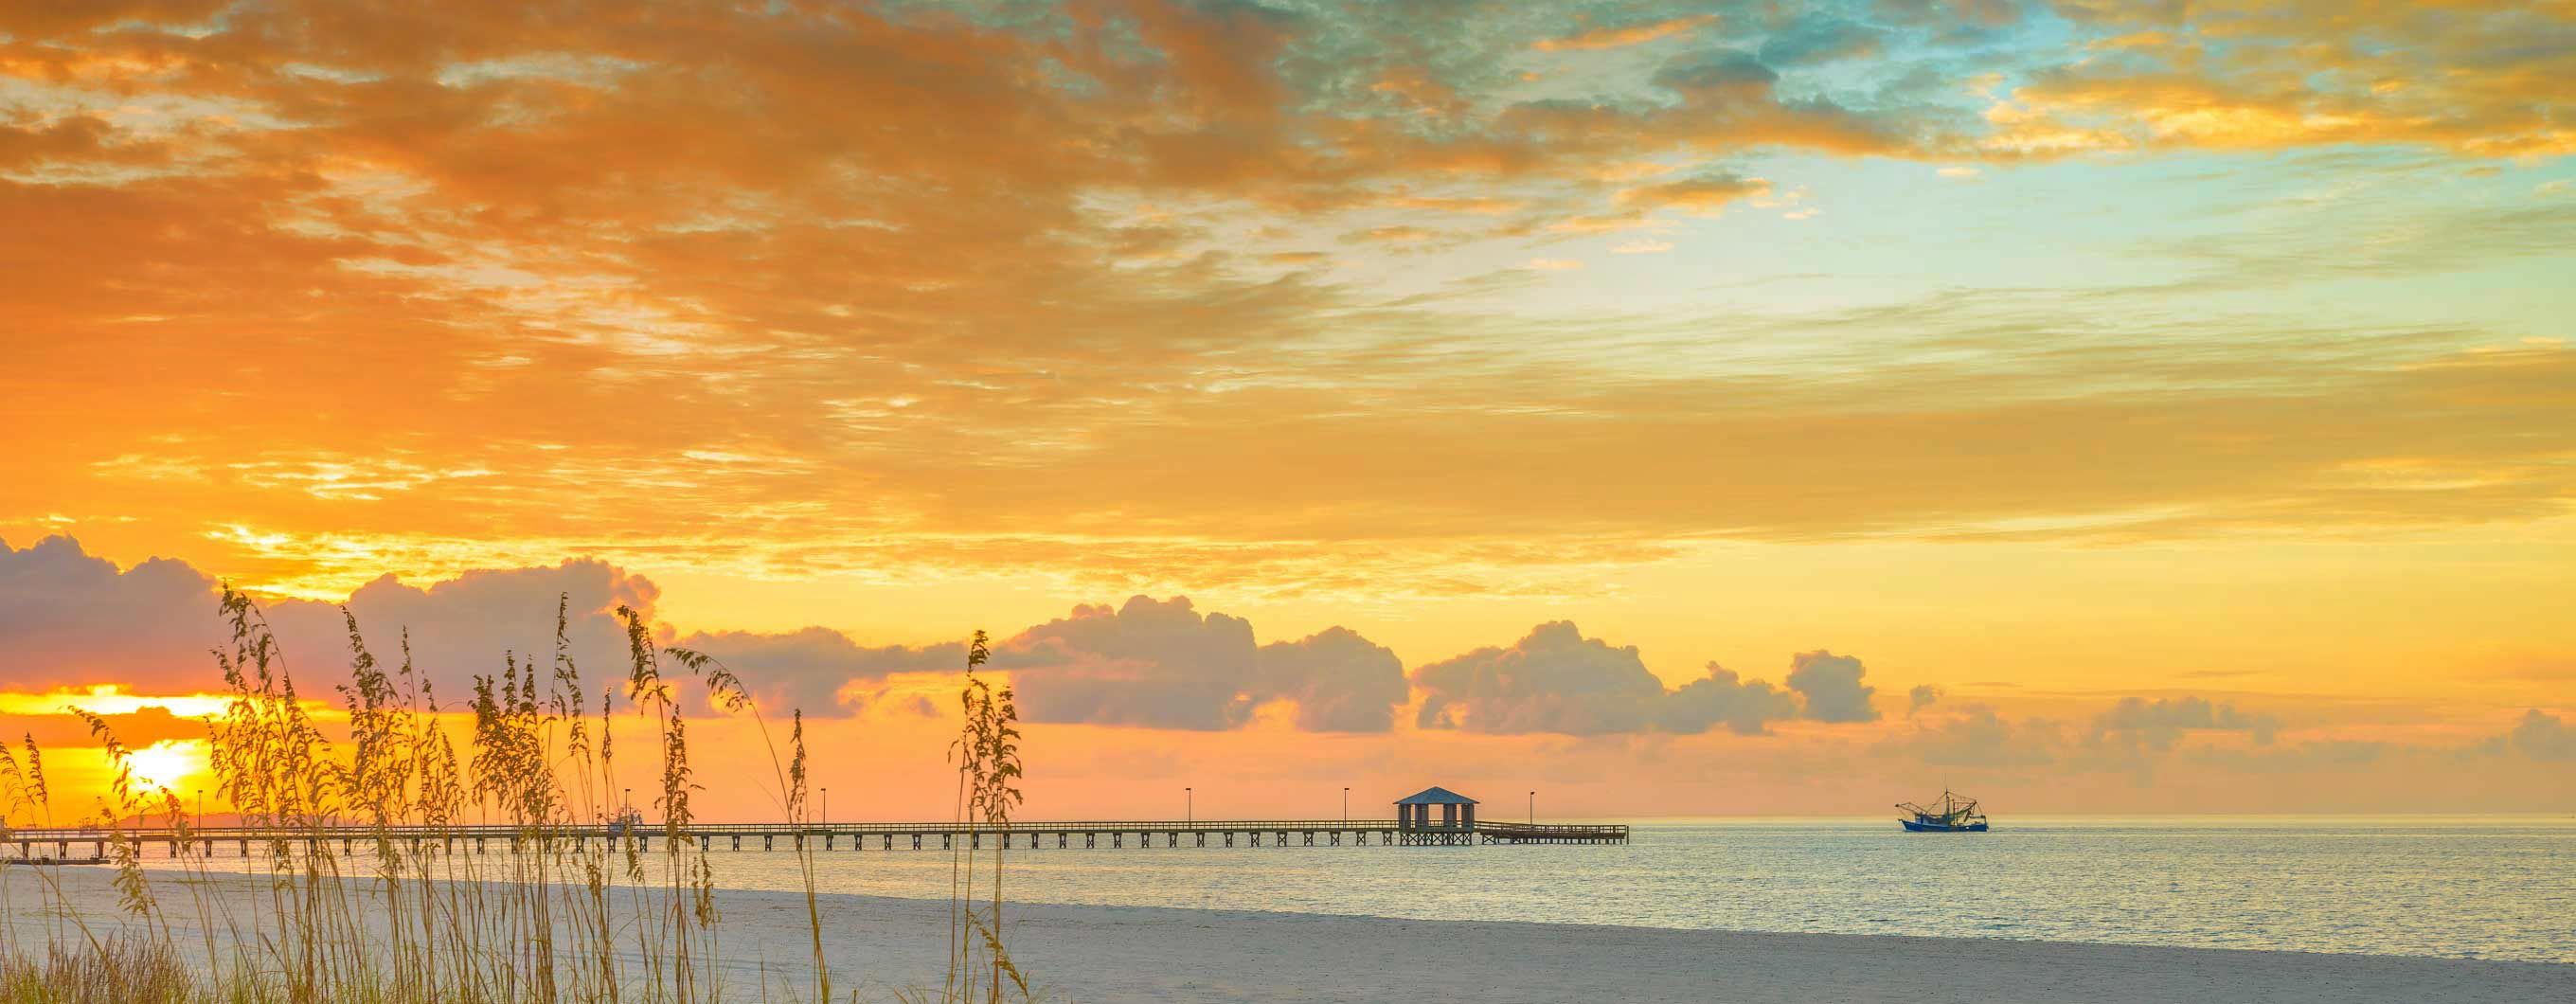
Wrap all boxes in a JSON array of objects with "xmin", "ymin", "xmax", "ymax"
[{"xmin": 1440, "ymin": 144, "xmax": 2573, "ymax": 355}]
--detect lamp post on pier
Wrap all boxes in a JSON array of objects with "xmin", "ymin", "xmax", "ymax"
[
  {"xmin": 1529, "ymin": 791, "xmax": 1535, "ymax": 825},
  {"xmin": 1185, "ymin": 787, "xmax": 1192, "ymax": 826},
  {"xmin": 1342, "ymin": 787, "xmax": 1349, "ymax": 825}
]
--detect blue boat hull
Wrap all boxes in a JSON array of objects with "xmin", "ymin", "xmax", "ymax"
[{"xmin": 1900, "ymin": 818, "xmax": 1989, "ymax": 833}]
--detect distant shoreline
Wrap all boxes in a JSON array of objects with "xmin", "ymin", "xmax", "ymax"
[{"xmin": 13, "ymin": 864, "xmax": 2567, "ymax": 1003}]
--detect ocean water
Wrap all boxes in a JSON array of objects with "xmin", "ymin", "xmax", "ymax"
[{"xmin": 146, "ymin": 816, "xmax": 2574, "ymax": 963}]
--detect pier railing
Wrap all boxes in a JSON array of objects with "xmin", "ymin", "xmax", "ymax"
[
  {"xmin": 4, "ymin": 816, "xmax": 1629, "ymax": 852},
  {"xmin": 1472, "ymin": 822, "xmax": 1627, "ymax": 836},
  {"xmin": 9, "ymin": 819, "xmax": 1404, "ymax": 839}
]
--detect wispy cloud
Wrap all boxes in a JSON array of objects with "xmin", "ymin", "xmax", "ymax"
[{"xmin": 1530, "ymin": 15, "xmax": 1717, "ymax": 52}]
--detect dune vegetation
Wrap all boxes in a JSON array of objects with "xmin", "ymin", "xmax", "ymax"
[{"xmin": 0, "ymin": 587, "xmax": 1031, "ymax": 1003}]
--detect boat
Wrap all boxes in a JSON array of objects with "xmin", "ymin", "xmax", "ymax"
[{"xmin": 1896, "ymin": 789, "xmax": 1989, "ymax": 832}]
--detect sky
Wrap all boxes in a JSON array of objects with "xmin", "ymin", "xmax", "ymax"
[{"xmin": 1, "ymin": 0, "xmax": 2570, "ymax": 822}]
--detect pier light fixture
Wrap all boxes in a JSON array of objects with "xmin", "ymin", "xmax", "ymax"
[
  {"xmin": 1530, "ymin": 791, "xmax": 1535, "ymax": 825},
  {"xmin": 1343, "ymin": 787, "xmax": 1350, "ymax": 825},
  {"xmin": 1185, "ymin": 786, "xmax": 1192, "ymax": 826}
]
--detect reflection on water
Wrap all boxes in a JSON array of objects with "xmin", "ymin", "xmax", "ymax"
[{"xmin": 146, "ymin": 816, "xmax": 2573, "ymax": 963}]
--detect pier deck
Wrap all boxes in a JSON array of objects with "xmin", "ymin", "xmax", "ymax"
[{"xmin": 5, "ymin": 818, "xmax": 1627, "ymax": 857}]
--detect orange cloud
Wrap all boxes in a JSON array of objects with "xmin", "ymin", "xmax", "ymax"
[
  {"xmin": 2, "ymin": 1, "xmax": 2573, "ymax": 817},
  {"xmin": 1616, "ymin": 172, "xmax": 1771, "ymax": 216},
  {"xmin": 1530, "ymin": 15, "xmax": 1718, "ymax": 52},
  {"xmin": 1971, "ymin": 2, "xmax": 2576, "ymax": 158},
  {"xmin": 4, "ymin": 707, "xmax": 211, "ymax": 750},
  {"xmin": 1368, "ymin": 66, "xmax": 1466, "ymax": 119},
  {"xmin": 1386, "ymin": 194, "xmax": 1529, "ymax": 215},
  {"xmin": 1353, "ymin": 224, "xmax": 1439, "ymax": 243}
]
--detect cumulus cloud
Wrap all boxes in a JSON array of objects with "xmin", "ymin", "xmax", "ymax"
[
  {"xmin": 1886, "ymin": 695, "xmax": 2576, "ymax": 783},
  {"xmin": 1888, "ymin": 693, "xmax": 2325, "ymax": 775},
  {"xmin": 1887, "ymin": 704, "xmax": 2065, "ymax": 767},
  {"xmin": 671, "ymin": 628, "xmax": 963, "ymax": 717},
  {"xmin": 1253, "ymin": 627, "xmax": 1409, "ymax": 732},
  {"xmin": 0, "ymin": 539, "xmax": 939, "ymax": 747},
  {"xmin": 1661, "ymin": 664, "xmax": 1801, "ymax": 735},
  {"xmin": 679, "ymin": 598, "xmax": 1412, "ymax": 730},
  {"xmin": 1907, "ymin": 684, "xmax": 1942, "ymax": 714},
  {"xmin": 996, "ymin": 596, "xmax": 1408, "ymax": 732},
  {"xmin": 2089, "ymin": 695, "xmax": 2279, "ymax": 752},
  {"xmin": 1414, "ymin": 622, "xmax": 1665, "ymax": 735},
  {"xmin": 995, "ymin": 597, "xmax": 1261, "ymax": 730},
  {"xmin": 1786, "ymin": 650, "xmax": 1880, "ymax": 722},
  {"xmin": 0, "ymin": 536, "xmax": 685, "ymax": 704},
  {"xmin": 2503, "ymin": 709, "xmax": 2573, "ymax": 762},
  {"xmin": 0, "ymin": 536, "xmax": 225, "ymax": 691},
  {"xmin": 0, "ymin": 537, "xmax": 926, "ymax": 718},
  {"xmin": 0, "ymin": 544, "xmax": 1414, "ymax": 731},
  {"xmin": 261, "ymin": 560, "xmax": 662, "ymax": 705},
  {"xmin": 1412, "ymin": 623, "xmax": 1814, "ymax": 736}
]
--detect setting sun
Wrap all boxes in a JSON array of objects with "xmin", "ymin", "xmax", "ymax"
[
  {"xmin": 0, "ymin": 0, "xmax": 2569, "ymax": 998},
  {"xmin": 123, "ymin": 740, "xmax": 204, "ymax": 793}
]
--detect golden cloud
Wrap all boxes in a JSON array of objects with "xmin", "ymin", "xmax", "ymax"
[
  {"xmin": 1530, "ymin": 15, "xmax": 1719, "ymax": 53},
  {"xmin": 2, "ymin": 0, "xmax": 2572, "ymax": 612}
]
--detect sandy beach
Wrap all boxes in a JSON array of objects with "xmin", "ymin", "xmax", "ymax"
[{"xmin": 5, "ymin": 865, "xmax": 2566, "ymax": 1002}]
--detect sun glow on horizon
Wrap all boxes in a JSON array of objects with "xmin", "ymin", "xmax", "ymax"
[
  {"xmin": 0, "ymin": 0, "xmax": 2569, "ymax": 818},
  {"xmin": 0, "ymin": 686, "xmax": 235, "ymax": 719},
  {"xmin": 124, "ymin": 740, "xmax": 206, "ymax": 792}
]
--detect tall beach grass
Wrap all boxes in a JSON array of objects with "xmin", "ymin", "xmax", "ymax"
[{"xmin": 0, "ymin": 587, "xmax": 1035, "ymax": 1003}]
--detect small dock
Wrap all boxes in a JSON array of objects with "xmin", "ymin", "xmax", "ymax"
[{"xmin": 5, "ymin": 787, "xmax": 1626, "ymax": 857}]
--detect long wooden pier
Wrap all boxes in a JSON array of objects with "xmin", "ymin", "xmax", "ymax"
[{"xmin": 4, "ymin": 818, "xmax": 1627, "ymax": 859}]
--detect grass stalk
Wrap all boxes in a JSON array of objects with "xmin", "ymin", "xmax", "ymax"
[{"xmin": 0, "ymin": 587, "xmax": 1035, "ymax": 1003}]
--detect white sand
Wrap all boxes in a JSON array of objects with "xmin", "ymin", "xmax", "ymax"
[{"xmin": 6, "ymin": 864, "xmax": 2566, "ymax": 1002}]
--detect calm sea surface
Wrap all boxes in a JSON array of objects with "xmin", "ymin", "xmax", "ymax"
[{"xmin": 152, "ymin": 816, "xmax": 2575, "ymax": 963}]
